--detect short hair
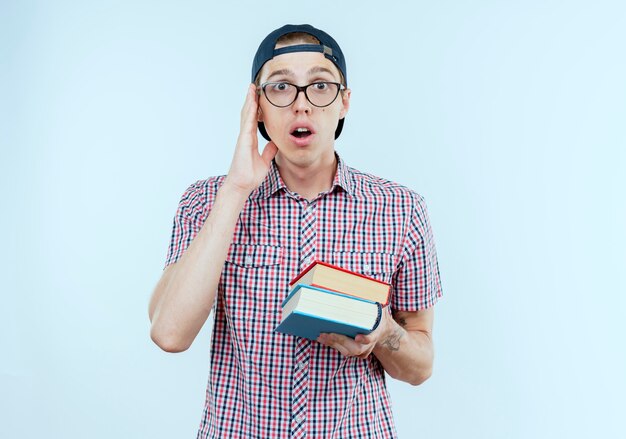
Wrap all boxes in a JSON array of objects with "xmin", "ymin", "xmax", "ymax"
[
  {"xmin": 276, "ymin": 31, "xmax": 321, "ymax": 47},
  {"xmin": 255, "ymin": 32, "xmax": 346, "ymax": 86}
]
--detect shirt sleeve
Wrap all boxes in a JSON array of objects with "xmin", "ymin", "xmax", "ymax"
[
  {"xmin": 391, "ymin": 193, "xmax": 443, "ymax": 311},
  {"xmin": 163, "ymin": 179, "xmax": 215, "ymax": 269}
]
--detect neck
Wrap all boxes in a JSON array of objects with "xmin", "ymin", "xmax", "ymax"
[{"xmin": 275, "ymin": 151, "xmax": 338, "ymax": 201}]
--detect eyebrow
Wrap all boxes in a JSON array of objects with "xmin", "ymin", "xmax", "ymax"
[
  {"xmin": 307, "ymin": 66, "xmax": 337, "ymax": 78},
  {"xmin": 266, "ymin": 69, "xmax": 294, "ymax": 81},
  {"xmin": 266, "ymin": 66, "xmax": 339, "ymax": 81}
]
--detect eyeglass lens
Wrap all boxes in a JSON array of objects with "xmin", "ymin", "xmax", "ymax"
[{"xmin": 263, "ymin": 82, "xmax": 341, "ymax": 108}]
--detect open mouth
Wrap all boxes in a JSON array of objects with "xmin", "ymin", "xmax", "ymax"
[{"xmin": 291, "ymin": 127, "xmax": 312, "ymax": 138}]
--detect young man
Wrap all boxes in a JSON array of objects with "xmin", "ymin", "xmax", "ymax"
[{"xmin": 149, "ymin": 24, "xmax": 442, "ymax": 438}]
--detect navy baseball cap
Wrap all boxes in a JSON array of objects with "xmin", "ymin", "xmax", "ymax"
[{"xmin": 252, "ymin": 24, "xmax": 348, "ymax": 142}]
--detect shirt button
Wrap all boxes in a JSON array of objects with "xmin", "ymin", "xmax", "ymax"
[
  {"xmin": 296, "ymin": 362, "xmax": 305, "ymax": 370},
  {"xmin": 245, "ymin": 256, "xmax": 253, "ymax": 265},
  {"xmin": 363, "ymin": 263, "xmax": 371, "ymax": 271},
  {"xmin": 295, "ymin": 415, "xmax": 305, "ymax": 423},
  {"xmin": 304, "ymin": 257, "xmax": 312, "ymax": 266}
]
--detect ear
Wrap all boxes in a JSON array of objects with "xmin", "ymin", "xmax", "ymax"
[
  {"xmin": 256, "ymin": 86, "xmax": 265, "ymax": 122},
  {"xmin": 339, "ymin": 88, "xmax": 351, "ymax": 119}
]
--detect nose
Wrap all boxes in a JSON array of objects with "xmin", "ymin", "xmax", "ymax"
[{"xmin": 292, "ymin": 89, "xmax": 311, "ymax": 114}]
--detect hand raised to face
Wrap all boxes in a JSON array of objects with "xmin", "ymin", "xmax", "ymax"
[{"xmin": 223, "ymin": 84, "xmax": 278, "ymax": 196}]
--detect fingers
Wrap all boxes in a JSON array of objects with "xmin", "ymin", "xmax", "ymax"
[
  {"xmin": 354, "ymin": 334, "xmax": 372, "ymax": 344},
  {"xmin": 239, "ymin": 83, "xmax": 259, "ymax": 136},
  {"xmin": 317, "ymin": 333, "xmax": 374, "ymax": 359}
]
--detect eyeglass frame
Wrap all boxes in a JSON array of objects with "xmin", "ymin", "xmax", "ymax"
[{"xmin": 258, "ymin": 81, "xmax": 346, "ymax": 108}]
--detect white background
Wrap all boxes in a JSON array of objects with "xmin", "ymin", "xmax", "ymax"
[{"xmin": 2, "ymin": 1, "xmax": 625, "ymax": 437}]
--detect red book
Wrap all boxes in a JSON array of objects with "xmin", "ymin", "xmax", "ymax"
[{"xmin": 289, "ymin": 260, "xmax": 391, "ymax": 306}]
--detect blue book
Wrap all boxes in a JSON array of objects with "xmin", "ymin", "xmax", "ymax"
[{"xmin": 275, "ymin": 284, "xmax": 383, "ymax": 341}]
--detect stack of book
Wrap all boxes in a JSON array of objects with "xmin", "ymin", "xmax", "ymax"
[{"xmin": 275, "ymin": 261, "xmax": 391, "ymax": 341}]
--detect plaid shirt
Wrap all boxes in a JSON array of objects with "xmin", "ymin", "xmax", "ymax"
[{"xmin": 165, "ymin": 154, "xmax": 442, "ymax": 438}]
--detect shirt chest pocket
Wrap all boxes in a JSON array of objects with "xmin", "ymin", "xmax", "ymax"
[
  {"xmin": 330, "ymin": 251, "xmax": 397, "ymax": 285},
  {"xmin": 221, "ymin": 243, "xmax": 286, "ymax": 323},
  {"xmin": 225, "ymin": 243, "xmax": 283, "ymax": 268}
]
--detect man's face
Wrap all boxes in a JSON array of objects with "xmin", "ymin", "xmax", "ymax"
[{"xmin": 257, "ymin": 50, "xmax": 350, "ymax": 166}]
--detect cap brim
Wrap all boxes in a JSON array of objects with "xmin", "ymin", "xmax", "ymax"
[
  {"xmin": 334, "ymin": 118, "xmax": 344, "ymax": 139},
  {"xmin": 258, "ymin": 121, "xmax": 272, "ymax": 142}
]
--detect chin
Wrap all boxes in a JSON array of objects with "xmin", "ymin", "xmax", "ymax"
[
  {"xmin": 283, "ymin": 148, "xmax": 336, "ymax": 171},
  {"xmin": 274, "ymin": 145, "xmax": 312, "ymax": 164},
  {"xmin": 280, "ymin": 148, "xmax": 313, "ymax": 164}
]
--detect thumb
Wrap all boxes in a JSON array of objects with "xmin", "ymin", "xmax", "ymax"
[{"xmin": 260, "ymin": 141, "xmax": 278, "ymax": 165}]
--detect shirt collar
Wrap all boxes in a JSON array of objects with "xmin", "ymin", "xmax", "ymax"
[
  {"xmin": 331, "ymin": 153, "xmax": 354, "ymax": 196},
  {"xmin": 252, "ymin": 152, "xmax": 354, "ymax": 199}
]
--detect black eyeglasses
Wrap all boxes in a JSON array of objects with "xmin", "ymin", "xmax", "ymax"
[{"xmin": 259, "ymin": 81, "xmax": 345, "ymax": 108}]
